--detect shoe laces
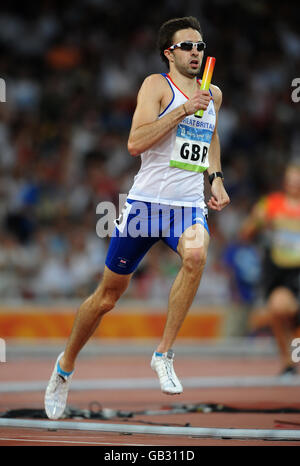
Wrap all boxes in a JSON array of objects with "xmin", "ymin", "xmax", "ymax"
[
  {"xmin": 48, "ymin": 374, "xmax": 68, "ymax": 393},
  {"xmin": 156, "ymin": 352, "xmax": 175, "ymax": 383}
]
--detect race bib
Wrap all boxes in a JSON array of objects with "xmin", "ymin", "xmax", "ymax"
[{"xmin": 170, "ymin": 105, "xmax": 215, "ymax": 173}]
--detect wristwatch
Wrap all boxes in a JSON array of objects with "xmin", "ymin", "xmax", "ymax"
[{"xmin": 208, "ymin": 171, "xmax": 224, "ymax": 185}]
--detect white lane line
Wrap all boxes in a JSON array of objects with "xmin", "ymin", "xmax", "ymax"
[
  {"xmin": 1, "ymin": 375, "xmax": 300, "ymax": 393},
  {"xmin": 0, "ymin": 437, "xmax": 149, "ymax": 446},
  {"xmin": 1, "ymin": 418, "xmax": 300, "ymax": 440}
]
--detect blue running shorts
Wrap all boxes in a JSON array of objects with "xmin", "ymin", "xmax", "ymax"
[{"xmin": 105, "ymin": 199, "xmax": 209, "ymax": 275}]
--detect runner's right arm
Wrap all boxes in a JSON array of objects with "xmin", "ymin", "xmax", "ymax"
[{"xmin": 127, "ymin": 74, "xmax": 210, "ymax": 156}]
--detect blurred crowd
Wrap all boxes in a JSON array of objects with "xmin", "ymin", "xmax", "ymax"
[{"xmin": 0, "ymin": 0, "xmax": 299, "ymax": 305}]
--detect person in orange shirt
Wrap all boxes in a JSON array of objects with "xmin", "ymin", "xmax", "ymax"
[{"xmin": 240, "ymin": 163, "xmax": 300, "ymax": 375}]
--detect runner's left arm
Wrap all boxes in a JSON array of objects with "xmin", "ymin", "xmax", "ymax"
[{"xmin": 207, "ymin": 85, "xmax": 230, "ymax": 211}]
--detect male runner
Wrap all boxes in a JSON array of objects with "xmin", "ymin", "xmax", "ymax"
[
  {"xmin": 45, "ymin": 16, "xmax": 230, "ymax": 419},
  {"xmin": 240, "ymin": 163, "xmax": 300, "ymax": 374}
]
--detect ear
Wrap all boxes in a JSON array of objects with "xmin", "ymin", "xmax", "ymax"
[{"xmin": 164, "ymin": 49, "xmax": 174, "ymax": 64}]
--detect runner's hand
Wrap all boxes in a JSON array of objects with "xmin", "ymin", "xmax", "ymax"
[
  {"xmin": 207, "ymin": 178, "xmax": 230, "ymax": 211},
  {"xmin": 183, "ymin": 90, "xmax": 211, "ymax": 115}
]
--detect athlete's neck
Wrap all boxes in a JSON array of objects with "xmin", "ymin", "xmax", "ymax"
[{"xmin": 168, "ymin": 70, "xmax": 199, "ymax": 98}]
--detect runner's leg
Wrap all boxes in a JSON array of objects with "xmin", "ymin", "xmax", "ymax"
[
  {"xmin": 156, "ymin": 223, "xmax": 210, "ymax": 353},
  {"xmin": 268, "ymin": 286, "xmax": 299, "ymax": 370},
  {"xmin": 59, "ymin": 266, "xmax": 132, "ymax": 372}
]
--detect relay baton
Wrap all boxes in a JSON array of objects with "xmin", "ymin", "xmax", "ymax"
[{"xmin": 194, "ymin": 56, "xmax": 216, "ymax": 118}]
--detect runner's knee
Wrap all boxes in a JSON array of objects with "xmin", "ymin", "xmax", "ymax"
[
  {"xmin": 93, "ymin": 277, "xmax": 130, "ymax": 315},
  {"xmin": 99, "ymin": 289, "xmax": 121, "ymax": 313},
  {"xmin": 182, "ymin": 247, "xmax": 207, "ymax": 276},
  {"xmin": 268, "ymin": 287, "xmax": 297, "ymax": 318}
]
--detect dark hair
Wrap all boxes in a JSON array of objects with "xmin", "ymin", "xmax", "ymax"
[{"xmin": 158, "ymin": 16, "xmax": 203, "ymax": 67}]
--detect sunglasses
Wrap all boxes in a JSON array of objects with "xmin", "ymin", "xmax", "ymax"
[{"xmin": 167, "ymin": 41, "xmax": 206, "ymax": 52}]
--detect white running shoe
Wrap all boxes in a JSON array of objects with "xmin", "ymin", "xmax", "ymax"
[
  {"xmin": 151, "ymin": 349, "xmax": 183, "ymax": 395},
  {"xmin": 44, "ymin": 352, "xmax": 73, "ymax": 420}
]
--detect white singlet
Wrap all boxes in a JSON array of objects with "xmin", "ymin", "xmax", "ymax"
[{"xmin": 128, "ymin": 73, "xmax": 216, "ymax": 208}]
